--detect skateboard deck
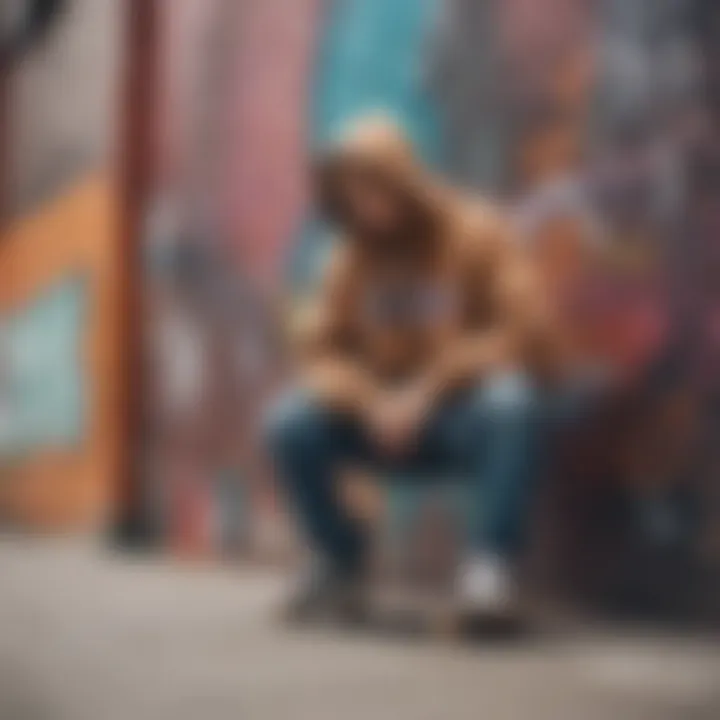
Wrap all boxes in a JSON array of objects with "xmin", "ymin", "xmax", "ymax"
[
  {"xmin": 295, "ymin": 479, "xmax": 530, "ymax": 641},
  {"xmin": 366, "ymin": 586, "xmax": 528, "ymax": 641}
]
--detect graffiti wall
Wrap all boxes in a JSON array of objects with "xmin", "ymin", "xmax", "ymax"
[
  {"xmin": 0, "ymin": 177, "xmax": 120, "ymax": 530},
  {"xmin": 143, "ymin": 0, "xmax": 719, "ymax": 616}
]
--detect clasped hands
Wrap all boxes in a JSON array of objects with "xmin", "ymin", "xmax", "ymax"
[{"xmin": 362, "ymin": 380, "xmax": 436, "ymax": 459}]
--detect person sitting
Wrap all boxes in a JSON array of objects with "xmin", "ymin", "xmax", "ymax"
[{"xmin": 266, "ymin": 116, "xmax": 565, "ymax": 623}]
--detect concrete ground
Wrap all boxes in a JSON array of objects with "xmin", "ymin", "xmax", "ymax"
[{"xmin": 0, "ymin": 537, "xmax": 718, "ymax": 720}]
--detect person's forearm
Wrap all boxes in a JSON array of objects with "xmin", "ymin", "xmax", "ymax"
[
  {"xmin": 302, "ymin": 356, "xmax": 380, "ymax": 417},
  {"xmin": 421, "ymin": 330, "xmax": 514, "ymax": 402}
]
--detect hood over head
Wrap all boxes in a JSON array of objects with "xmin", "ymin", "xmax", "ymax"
[{"xmin": 314, "ymin": 115, "xmax": 449, "ymax": 245}]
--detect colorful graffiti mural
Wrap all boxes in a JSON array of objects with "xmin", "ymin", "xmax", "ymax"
[
  {"xmin": 0, "ymin": 277, "xmax": 86, "ymax": 458},
  {"xmin": 142, "ymin": 0, "xmax": 719, "ymax": 617}
]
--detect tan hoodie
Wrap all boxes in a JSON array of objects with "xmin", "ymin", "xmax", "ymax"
[{"xmin": 297, "ymin": 117, "xmax": 563, "ymax": 411}]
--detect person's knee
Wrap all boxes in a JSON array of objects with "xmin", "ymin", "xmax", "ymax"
[
  {"xmin": 474, "ymin": 372, "xmax": 538, "ymax": 421},
  {"xmin": 264, "ymin": 392, "xmax": 328, "ymax": 458},
  {"xmin": 264, "ymin": 393, "xmax": 314, "ymax": 454}
]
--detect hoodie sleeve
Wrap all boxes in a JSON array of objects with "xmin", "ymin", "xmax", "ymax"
[
  {"xmin": 484, "ymin": 212, "xmax": 567, "ymax": 381},
  {"xmin": 291, "ymin": 242, "xmax": 358, "ymax": 360},
  {"xmin": 291, "ymin": 243, "xmax": 380, "ymax": 413}
]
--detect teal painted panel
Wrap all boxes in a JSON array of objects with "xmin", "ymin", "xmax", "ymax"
[
  {"xmin": 0, "ymin": 277, "xmax": 87, "ymax": 459},
  {"xmin": 290, "ymin": 0, "xmax": 443, "ymax": 289},
  {"xmin": 311, "ymin": 0, "xmax": 442, "ymax": 157}
]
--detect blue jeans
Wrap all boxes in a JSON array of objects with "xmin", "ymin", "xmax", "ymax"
[{"xmin": 266, "ymin": 374, "xmax": 548, "ymax": 573}]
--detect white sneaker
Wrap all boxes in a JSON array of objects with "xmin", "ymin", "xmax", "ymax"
[{"xmin": 457, "ymin": 554, "xmax": 517, "ymax": 618}]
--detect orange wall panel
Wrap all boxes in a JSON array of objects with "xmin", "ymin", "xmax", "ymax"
[{"xmin": 0, "ymin": 177, "xmax": 121, "ymax": 531}]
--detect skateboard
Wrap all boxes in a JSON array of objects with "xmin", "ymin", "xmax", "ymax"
[
  {"xmin": 366, "ymin": 586, "xmax": 528, "ymax": 641},
  {"xmin": 337, "ymin": 478, "xmax": 528, "ymax": 640}
]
